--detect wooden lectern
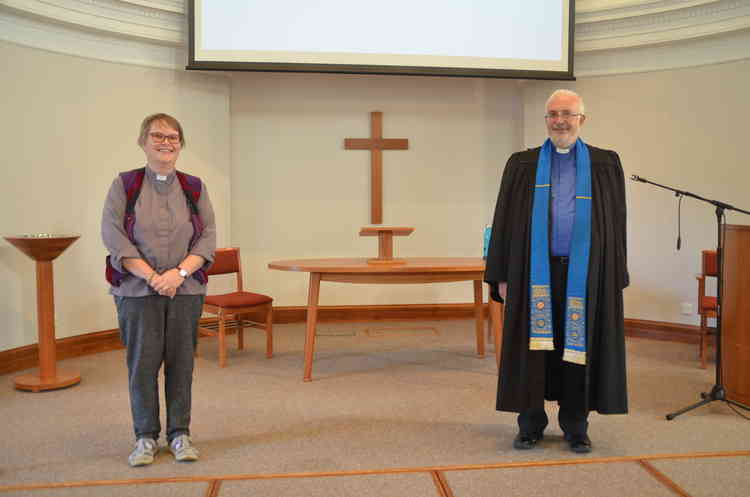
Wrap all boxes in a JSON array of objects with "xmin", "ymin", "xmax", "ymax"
[
  {"xmin": 359, "ymin": 226, "xmax": 414, "ymax": 265},
  {"xmin": 720, "ymin": 224, "xmax": 750, "ymax": 407},
  {"xmin": 4, "ymin": 234, "xmax": 81, "ymax": 392}
]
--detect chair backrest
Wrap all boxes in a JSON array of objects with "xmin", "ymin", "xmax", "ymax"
[
  {"xmin": 702, "ymin": 250, "xmax": 718, "ymax": 277},
  {"xmin": 206, "ymin": 247, "xmax": 244, "ymax": 291},
  {"xmin": 698, "ymin": 249, "xmax": 718, "ymax": 316}
]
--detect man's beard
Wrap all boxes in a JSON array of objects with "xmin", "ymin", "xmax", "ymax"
[{"xmin": 550, "ymin": 130, "xmax": 576, "ymax": 149}]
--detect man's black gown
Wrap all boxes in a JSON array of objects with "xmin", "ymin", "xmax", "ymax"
[{"xmin": 484, "ymin": 144, "xmax": 629, "ymax": 414}]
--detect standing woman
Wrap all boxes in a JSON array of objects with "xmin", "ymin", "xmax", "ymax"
[{"xmin": 102, "ymin": 113, "xmax": 216, "ymax": 467}]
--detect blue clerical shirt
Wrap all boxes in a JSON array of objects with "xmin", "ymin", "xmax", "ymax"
[{"xmin": 550, "ymin": 147, "xmax": 576, "ymax": 257}]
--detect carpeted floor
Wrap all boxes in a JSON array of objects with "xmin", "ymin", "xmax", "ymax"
[{"xmin": 1, "ymin": 320, "xmax": 748, "ymax": 496}]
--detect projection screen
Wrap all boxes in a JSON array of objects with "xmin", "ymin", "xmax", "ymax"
[{"xmin": 187, "ymin": 1, "xmax": 574, "ymax": 80}]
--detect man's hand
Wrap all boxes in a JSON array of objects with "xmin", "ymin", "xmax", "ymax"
[
  {"xmin": 498, "ymin": 282, "xmax": 507, "ymax": 301},
  {"xmin": 489, "ymin": 282, "xmax": 508, "ymax": 303}
]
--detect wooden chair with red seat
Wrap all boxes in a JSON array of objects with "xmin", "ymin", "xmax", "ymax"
[
  {"xmin": 696, "ymin": 249, "xmax": 718, "ymax": 369},
  {"xmin": 198, "ymin": 247, "xmax": 273, "ymax": 367}
]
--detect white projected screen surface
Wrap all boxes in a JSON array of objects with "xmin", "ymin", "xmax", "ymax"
[{"xmin": 192, "ymin": 0, "xmax": 570, "ymax": 74}]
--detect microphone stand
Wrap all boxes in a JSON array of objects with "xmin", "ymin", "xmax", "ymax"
[{"xmin": 629, "ymin": 175, "xmax": 750, "ymax": 419}]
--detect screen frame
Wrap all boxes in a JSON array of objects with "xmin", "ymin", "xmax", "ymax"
[{"xmin": 186, "ymin": 1, "xmax": 575, "ymax": 81}]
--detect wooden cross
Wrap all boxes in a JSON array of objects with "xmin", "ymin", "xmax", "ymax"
[{"xmin": 344, "ymin": 111, "xmax": 409, "ymax": 224}]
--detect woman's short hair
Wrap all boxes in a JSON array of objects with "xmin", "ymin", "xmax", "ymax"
[{"xmin": 137, "ymin": 113, "xmax": 186, "ymax": 148}]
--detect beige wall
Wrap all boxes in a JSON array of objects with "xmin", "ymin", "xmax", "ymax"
[
  {"xmin": 229, "ymin": 72, "xmax": 522, "ymax": 307},
  {"xmin": 2, "ymin": 37, "xmax": 748, "ymax": 352},
  {"xmin": 522, "ymin": 59, "xmax": 750, "ymax": 324},
  {"xmin": 0, "ymin": 41, "xmax": 232, "ymax": 350}
]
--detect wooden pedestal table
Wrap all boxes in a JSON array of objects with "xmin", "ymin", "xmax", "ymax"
[
  {"xmin": 4, "ymin": 234, "xmax": 81, "ymax": 391},
  {"xmin": 268, "ymin": 257, "xmax": 501, "ymax": 381}
]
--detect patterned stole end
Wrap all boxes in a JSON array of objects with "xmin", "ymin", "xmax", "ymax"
[
  {"xmin": 530, "ymin": 285, "xmax": 554, "ymax": 350},
  {"xmin": 563, "ymin": 296, "xmax": 586, "ymax": 364}
]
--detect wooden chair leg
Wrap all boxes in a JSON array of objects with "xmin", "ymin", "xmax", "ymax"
[
  {"xmin": 237, "ymin": 314, "xmax": 245, "ymax": 351},
  {"xmin": 265, "ymin": 304, "xmax": 273, "ymax": 358},
  {"xmin": 699, "ymin": 315, "xmax": 707, "ymax": 369},
  {"xmin": 218, "ymin": 316, "xmax": 227, "ymax": 368}
]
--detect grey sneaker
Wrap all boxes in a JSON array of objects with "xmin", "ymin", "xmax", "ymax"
[
  {"xmin": 128, "ymin": 438, "xmax": 158, "ymax": 467},
  {"xmin": 169, "ymin": 434, "xmax": 199, "ymax": 462}
]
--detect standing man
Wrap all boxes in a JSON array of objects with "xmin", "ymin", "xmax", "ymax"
[{"xmin": 484, "ymin": 90, "xmax": 628, "ymax": 453}]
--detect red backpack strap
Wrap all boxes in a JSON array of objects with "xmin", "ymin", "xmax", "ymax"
[
  {"xmin": 176, "ymin": 171, "xmax": 207, "ymax": 285},
  {"xmin": 106, "ymin": 168, "xmax": 145, "ymax": 286},
  {"xmin": 120, "ymin": 168, "xmax": 146, "ymax": 243},
  {"xmin": 175, "ymin": 171, "xmax": 202, "ymax": 206}
]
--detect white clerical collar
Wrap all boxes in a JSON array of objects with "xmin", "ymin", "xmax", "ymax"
[
  {"xmin": 145, "ymin": 166, "xmax": 176, "ymax": 185},
  {"xmin": 555, "ymin": 146, "xmax": 572, "ymax": 154}
]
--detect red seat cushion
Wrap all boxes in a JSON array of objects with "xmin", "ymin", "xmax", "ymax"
[
  {"xmin": 204, "ymin": 291, "xmax": 272, "ymax": 309},
  {"xmin": 700, "ymin": 296, "xmax": 717, "ymax": 311}
]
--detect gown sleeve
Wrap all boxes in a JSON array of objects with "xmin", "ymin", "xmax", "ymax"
[
  {"xmin": 609, "ymin": 151, "xmax": 629, "ymax": 289},
  {"xmin": 484, "ymin": 153, "xmax": 522, "ymax": 301}
]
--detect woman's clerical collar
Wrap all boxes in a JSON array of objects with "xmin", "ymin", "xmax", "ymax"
[{"xmin": 145, "ymin": 166, "xmax": 175, "ymax": 184}]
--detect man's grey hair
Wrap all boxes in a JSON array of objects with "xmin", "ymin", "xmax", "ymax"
[{"xmin": 546, "ymin": 89, "xmax": 585, "ymax": 115}]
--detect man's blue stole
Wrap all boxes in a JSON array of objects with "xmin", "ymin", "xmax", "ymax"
[{"xmin": 529, "ymin": 138, "xmax": 592, "ymax": 365}]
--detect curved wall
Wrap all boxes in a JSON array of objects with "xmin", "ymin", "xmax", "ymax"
[{"xmin": 1, "ymin": 1, "xmax": 749, "ymax": 350}]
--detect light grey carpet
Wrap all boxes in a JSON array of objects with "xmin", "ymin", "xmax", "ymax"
[{"xmin": 1, "ymin": 320, "xmax": 748, "ymax": 496}]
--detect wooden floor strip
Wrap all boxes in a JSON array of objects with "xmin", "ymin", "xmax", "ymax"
[
  {"xmin": 1, "ymin": 450, "xmax": 748, "ymax": 493},
  {"xmin": 204, "ymin": 479, "xmax": 222, "ymax": 497},
  {"xmin": 431, "ymin": 471, "xmax": 447, "ymax": 497},
  {"xmin": 638, "ymin": 460, "xmax": 692, "ymax": 497},
  {"xmin": 430, "ymin": 471, "xmax": 455, "ymax": 497}
]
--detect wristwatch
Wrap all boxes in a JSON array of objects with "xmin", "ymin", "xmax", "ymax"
[{"xmin": 177, "ymin": 266, "xmax": 189, "ymax": 278}]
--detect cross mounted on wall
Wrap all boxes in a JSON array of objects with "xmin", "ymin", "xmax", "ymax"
[{"xmin": 344, "ymin": 111, "xmax": 409, "ymax": 225}]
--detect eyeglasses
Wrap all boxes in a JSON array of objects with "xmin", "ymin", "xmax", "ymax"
[
  {"xmin": 544, "ymin": 111, "xmax": 583, "ymax": 121},
  {"xmin": 149, "ymin": 132, "xmax": 181, "ymax": 144}
]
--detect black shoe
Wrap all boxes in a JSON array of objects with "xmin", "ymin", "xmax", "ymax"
[
  {"xmin": 564, "ymin": 433, "xmax": 592, "ymax": 453},
  {"xmin": 513, "ymin": 432, "xmax": 543, "ymax": 450}
]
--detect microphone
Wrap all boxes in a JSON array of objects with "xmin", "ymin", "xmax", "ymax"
[{"xmin": 631, "ymin": 175, "xmax": 646, "ymax": 182}]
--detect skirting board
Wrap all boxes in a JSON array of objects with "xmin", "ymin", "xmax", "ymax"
[{"xmin": 0, "ymin": 304, "xmax": 701, "ymax": 376}]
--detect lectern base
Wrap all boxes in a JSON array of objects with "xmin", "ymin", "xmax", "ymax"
[{"xmin": 14, "ymin": 369, "xmax": 81, "ymax": 392}]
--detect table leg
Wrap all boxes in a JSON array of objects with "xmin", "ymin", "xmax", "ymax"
[
  {"xmin": 489, "ymin": 299, "xmax": 504, "ymax": 368},
  {"xmin": 473, "ymin": 280, "xmax": 485, "ymax": 357},
  {"xmin": 485, "ymin": 283, "xmax": 494, "ymax": 345},
  {"xmin": 303, "ymin": 272, "xmax": 321, "ymax": 382}
]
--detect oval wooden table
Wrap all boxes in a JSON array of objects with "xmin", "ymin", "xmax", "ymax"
[{"xmin": 268, "ymin": 257, "xmax": 502, "ymax": 381}]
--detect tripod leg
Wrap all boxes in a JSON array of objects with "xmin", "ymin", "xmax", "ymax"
[
  {"xmin": 726, "ymin": 399, "xmax": 750, "ymax": 412},
  {"xmin": 666, "ymin": 396, "xmax": 713, "ymax": 420}
]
